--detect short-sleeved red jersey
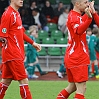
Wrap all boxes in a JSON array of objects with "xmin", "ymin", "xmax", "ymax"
[
  {"xmin": 0, "ymin": 6, "xmax": 27, "ymax": 62},
  {"xmin": 64, "ymin": 10, "xmax": 92, "ymax": 68}
]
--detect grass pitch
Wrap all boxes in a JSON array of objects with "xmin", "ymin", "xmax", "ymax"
[{"xmin": 4, "ymin": 81, "xmax": 99, "ymax": 99}]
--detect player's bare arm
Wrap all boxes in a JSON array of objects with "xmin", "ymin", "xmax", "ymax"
[{"xmin": 84, "ymin": 7, "xmax": 92, "ymax": 18}]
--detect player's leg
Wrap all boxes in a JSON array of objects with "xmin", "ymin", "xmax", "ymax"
[
  {"xmin": 34, "ymin": 58, "xmax": 47, "ymax": 75},
  {"xmin": 0, "ymin": 62, "xmax": 13, "ymax": 99},
  {"xmin": 56, "ymin": 68, "xmax": 76, "ymax": 99},
  {"xmin": 19, "ymin": 78, "xmax": 32, "ymax": 99},
  {"xmin": 14, "ymin": 61, "xmax": 32, "ymax": 99},
  {"xmin": 74, "ymin": 82, "xmax": 86, "ymax": 99},
  {"xmin": 56, "ymin": 82, "xmax": 76, "ymax": 99},
  {"xmin": 94, "ymin": 60, "xmax": 99, "ymax": 78},
  {"xmin": 26, "ymin": 66, "xmax": 36, "ymax": 78},
  {"xmin": 8, "ymin": 60, "xmax": 33, "ymax": 99},
  {"xmin": 90, "ymin": 51, "xmax": 99, "ymax": 78},
  {"xmin": 72, "ymin": 66, "xmax": 88, "ymax": 99},
  {"xmin": 56, "ymin": 63, "xmax": 64, "ymax": 78},
  {"xmin": 0, "ymin": 79, "xmax": 12, "ymax": 99}
]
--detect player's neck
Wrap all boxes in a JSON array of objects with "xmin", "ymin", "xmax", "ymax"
[
  {"xmin": 10, "ymin": 4, "xmax": 19, "ymax": 11},
  {"xmin": 73, "ymin": 6, "xmax": 82, "ymax": 14}
]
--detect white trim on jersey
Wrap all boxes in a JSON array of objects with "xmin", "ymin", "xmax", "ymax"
[{"xmin": 11, "ymin": 11, "xmax": 17, "ymax": 24}]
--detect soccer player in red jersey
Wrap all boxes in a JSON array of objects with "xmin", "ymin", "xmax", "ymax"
[
  {"xmin": 56, "ymin": 0, "xmax": 92, "ymax": 99},
  {"xmin": 0, "ymin": 0, "xmax": 41, "ymax": 99}
]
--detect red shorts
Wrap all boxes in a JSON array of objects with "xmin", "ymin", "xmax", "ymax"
[
  {"xmin": 2, "ymin": 60, "xmax": 27, "ymax": 80},
  {"xmin": 66, "ymin": 65, "xmax": 88, "ymax": 82}
]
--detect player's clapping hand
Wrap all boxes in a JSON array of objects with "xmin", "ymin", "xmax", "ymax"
[
  {"xmin": 89, "ymin": 1, "xmax": 95, "ymax": 14},
  {"xmin": 85, "ymin": 7, "xmax": 92, "ymax": 18},
  {"xmin": 32, "ymin": 42, "xmax": 41, "ymax": 52},
  {"xmin": 0, "ymin": 37, "xmax": 7, "ymax": 47}
]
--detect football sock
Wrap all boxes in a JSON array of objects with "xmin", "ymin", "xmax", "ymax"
[
  {"xmin": 92, "ymin": 63, "xmax": 94, "ymax": 74},
  {"xmin": 59, "ymin": 64, "xmax": 64, "ymax": 72},
  {"xmin": 56, "ymin": 89, "xmax": 69, "ymax": 99},
  {"xmin": 74, "ymin": 93, "xmax": 85, "ymax": 99},
  {"xmin": 94, "ymin": 65, "xmax": 99, "ymax": 75},
  {"xmin": 35, "ymin": 63, "xmax": 42, "ymax": 73},
  {"xmin": 88, "ymin": 65, "xmax": 91, "ymax": 75},
  {"xmin": 0, "ymin": 82, "xmax": 8, "ymax": 99},
  {"xmin": 20, "ymin": 84, "xmax": 32, "ymax": 99},
  {"xmin": 27, "ymin": 66, "xmax": 35, "ymax": 76}
]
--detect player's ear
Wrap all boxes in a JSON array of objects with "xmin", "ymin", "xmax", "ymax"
[{"xmin": 75, "ymin": 2, "xmax": 80, "ymax": 6}]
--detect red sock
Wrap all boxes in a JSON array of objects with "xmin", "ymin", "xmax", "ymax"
[
  {"xmin": 92, "ymin": 63, "xmax": 94, "ymax": 74},
  {"xmin": 56, "ymin": 89, "xmax": 69, "ymax": 99},
  {"xmin": 0, "ymin": 82, "xmax": 8, "ymax": 99},
  {"xmin": 74, "ymin": 93, "xmax": 85, "ymax": 99},
  {"xmin": 20, "ymin": 84, "xmax": 32, "ymax": 99}
]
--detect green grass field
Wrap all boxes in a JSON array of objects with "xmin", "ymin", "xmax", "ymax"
[{"xmin": 4, "ymin": 81, "xmax": 99, "ymax": 99}]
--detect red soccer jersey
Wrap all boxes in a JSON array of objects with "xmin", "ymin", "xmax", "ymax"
[
  {"xmin": 0, "ymin": 6, "xmax": 33, "ymax": 63},
  {"xmin": 64, "ymin": 10, "xmax": 92, "ymax": 68}
]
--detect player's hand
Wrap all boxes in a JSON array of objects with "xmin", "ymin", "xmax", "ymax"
[
  {"xmin": 0, "ymin": 37, "xmax": 7, "ymax": 47},
  {"xmin": 85, "ymin": 7, "xmax": 92, "ymax": 18},
  {"xmin": 89, "ymin": 1, "xmax": 95, "ymax": 14},
  {"xmin": 32, "ymin": 42, "xmax": 41, "ymax": 52}
]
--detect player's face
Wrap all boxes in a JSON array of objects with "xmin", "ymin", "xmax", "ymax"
[
  {"xmin": 31, "ymin": 30, "xmax": 38, "ymax": 38},
  {"xmin": 12, "ymin": 0, "xmax": 24, "ymax": 8},
  {"xmin": 87, "ymin": 30, "xmax": 92, "ymax": 36},
  {"xmin": 78, "ymin": 0, "xmax": 89, "ymax": 12}
]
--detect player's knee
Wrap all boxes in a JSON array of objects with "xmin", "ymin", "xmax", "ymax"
[
  {"xmin": 19, "ymin": 78, "xmax": 29, "ymax": 84},
  {"xmin": 66, "ymin": 83, "xmax": 76, "ymax": 94},
  {"xmin": 1, "ymin": 79, "xmax": 12, "ymax": 85}
]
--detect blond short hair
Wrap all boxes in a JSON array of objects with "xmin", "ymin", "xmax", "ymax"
[
  {"xmin": 71, "ymin": 0, "xmax": 81, "ymax": 5},
  {"xmin": 29, "ymin": 25, "xmax": 38, "ymax": 34}
]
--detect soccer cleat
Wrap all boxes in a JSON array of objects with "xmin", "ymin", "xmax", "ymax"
[
  {"xmin": 32, "ymin": 74, "xmax": 39, "ymax": 78},
  {"xmin": 28, "ymin": 74, "xmax": 39, "ymax": 79},
  {"xmin": 56, "ymin": 71, "xmax": 63, "ymax": 78},
  {"xmin": 95, "ymin": 75, "xmax": 99, "ymax": 79},
  {"xmin": 40, "ymin": 71, "xmax": 48, "ymax": 76}
]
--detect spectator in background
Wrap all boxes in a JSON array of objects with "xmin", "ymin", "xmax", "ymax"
[
  {"xmin": 27, "ymin": 1, "xmax": 38, "ymax": 16},
  {"xmin": 41, "ymin": 0, "xmax": 56, "ymax": 23},
  {"xmin": 25, "ymin": 25, "xmax": 48, "ymax": 79},
  {"xmin": 86, "ymin": 28, "xmax": 99, "ymax": 78},
  {"xmin": 19, "ymin": 7, "xmax": 31, "ymax": 30},
  {"xmin": 54, "ymin": 2, "xmax": 64, "ymax": 23},
  {"xmin": 58, "ymin": 7, "xmax": 69, "ymax": 34},
  {"xmin": 30, "ymin": 8, "xmax": 49, "ymax": 32},
  {"xmin": 54, "ymin": 2, "xmax": 64, "ymax": 17}
]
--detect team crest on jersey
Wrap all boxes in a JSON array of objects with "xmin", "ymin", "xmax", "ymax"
[{"xmin": 2, "ymin": 28, "xmax": 7, "ymax": 33}]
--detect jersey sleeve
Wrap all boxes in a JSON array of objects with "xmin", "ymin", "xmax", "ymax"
[
  {"xmin": 23, "ymin": 33, "xmax": 34, "ymax": 44},
  {"xmin": 93, "ymin": 12, "xmax": 99, "ymax": 27},
  {"xmin": 81, "ymin": 14, "xmax": 88, "ymax": 21},
  {"xmin": 0, "ymin": 14, "xmax": 10, "ymax": 37},
  {"xmin": 70, "ymin": 16, "xmax": 92, "ymax": 35}
]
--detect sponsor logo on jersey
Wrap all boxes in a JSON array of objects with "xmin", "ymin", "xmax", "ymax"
[
  {"xmin": 17, "ymin": 25, "xmax": 22, "ymax": 29},
  {"xmin": 2, "ymin": 28, "xmax": 7, "ymax": 33}
]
